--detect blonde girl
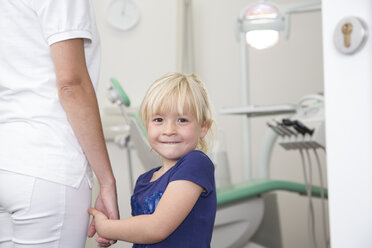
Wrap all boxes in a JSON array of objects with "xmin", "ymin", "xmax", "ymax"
[{"xmin": 89, "ymin": 72, "xmax": 216, "ymax": 247}]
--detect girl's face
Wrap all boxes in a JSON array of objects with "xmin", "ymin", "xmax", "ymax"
[{"xmin": 147, "ymin": 108, "xmax": 209, "ymax": 168}]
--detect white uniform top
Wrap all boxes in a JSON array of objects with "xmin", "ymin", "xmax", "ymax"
[{"xmin": 0, "ymin": 0, "xmax": 100, "ymax": 188}]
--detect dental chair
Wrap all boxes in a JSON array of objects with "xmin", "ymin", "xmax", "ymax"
[
  {"xmin": 107, "ymin": 78, "xmax": 162, "ymax": 168},
  {"xmin": 107, "ymin": 78, "xmax": 328, "ymax": 248}
]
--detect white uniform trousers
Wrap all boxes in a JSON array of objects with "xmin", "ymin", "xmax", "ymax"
[{"xmin": 0, "ymin": 170, "xmax": 91, "ymax": 248}]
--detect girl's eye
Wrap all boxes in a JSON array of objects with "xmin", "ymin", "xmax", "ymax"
[
  {"xmin": 177, "ymin": 118, "xmax": 188, "ymax": 123},
  {"xmin": 153, "ymin": 117, "xmax": 163, "ymax": 123}
]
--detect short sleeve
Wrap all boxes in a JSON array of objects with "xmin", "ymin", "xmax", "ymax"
[
  {"xmin": 169, "ymin": 151, "xmax": 215, "ymax": 197},
  {"xmin": 30, "ymin": 0, "xmax": 95, "ymax": 45}
]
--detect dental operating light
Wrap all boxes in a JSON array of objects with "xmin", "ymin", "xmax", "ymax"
[
  {"xmin": 238, "ymin": 2, "xmax": 284, "ymax": 50},
  {"xmin": 237, "ymin": 1, "xmax": 321, "ymax": 49}
]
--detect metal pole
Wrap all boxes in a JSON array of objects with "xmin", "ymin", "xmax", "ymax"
[
  {"xmin": 125, "ymin": 136, "xmax": 134, "ymax": 193},
  {"xmin": 240, "ymin": 32, "xmax": 252, "ymax": 179}
]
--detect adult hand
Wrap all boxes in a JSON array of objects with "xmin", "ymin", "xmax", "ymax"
[{"xmin": 88, "ymin": 183, "xmax": 119, "ymax": 247}]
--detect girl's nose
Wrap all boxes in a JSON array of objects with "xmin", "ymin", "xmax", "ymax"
[{"xmin": 163, "ymin": 121, "xmax": 176, "ymax": 135}]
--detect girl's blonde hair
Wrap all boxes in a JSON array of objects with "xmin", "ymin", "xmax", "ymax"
[{"xmin": 139, "ymin": 72, "xmax": 214, "ymax": 153}]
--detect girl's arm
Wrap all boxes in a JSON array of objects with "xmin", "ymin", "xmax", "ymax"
[
  {"xmin": 50, "ymin": 38, "xmax": 119, "ymax": 245},
  {"xmin": 89, "ymin": 179, "xmax": 204, "ymax": 244}
]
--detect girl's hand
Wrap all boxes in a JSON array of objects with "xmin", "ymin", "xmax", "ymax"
[
  {"xmin": 89, "ymin": 208, "xmax": 108, "ymax": 226},
  {"xmin": 88, "ymin": 185, "xmax": 119, "ymax": 247},
  {"xmin": 88, "ymin": 207, "xmax": 111, "ymax": 247}
]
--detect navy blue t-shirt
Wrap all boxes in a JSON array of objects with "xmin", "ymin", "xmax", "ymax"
[{"xmin": 131, "ymin": 150, "xmax": 217, "ymax": 248}]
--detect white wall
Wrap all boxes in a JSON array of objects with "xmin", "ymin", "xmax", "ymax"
[
  {"xmin": 87, "ymin": 0, "xmax": 328, "ymax": 247},
  {"xmin": 93, "ymin": 0, "xmax": 179, "ymax": 110}
]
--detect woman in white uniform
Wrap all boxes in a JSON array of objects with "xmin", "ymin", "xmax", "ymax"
[{"xmin": 0, "ymin": 0, "xmax": 119, "ymax": 247}]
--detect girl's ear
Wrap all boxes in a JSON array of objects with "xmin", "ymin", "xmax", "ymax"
[{"xmin": 200, "ymin": 121, "xmax": 211, "ymax": 138}]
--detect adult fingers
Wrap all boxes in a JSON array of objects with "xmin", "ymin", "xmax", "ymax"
[{"xmin": 87, "ymin": 218, "xmax": 96, "ymax": 238}]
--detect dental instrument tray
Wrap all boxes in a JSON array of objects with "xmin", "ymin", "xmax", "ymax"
[
  {"xmin": 219, "ymin": 104, "xmax": 296, "ymax": 117},
  {"xmin": 267, "ymin": 94, "xmax": 325, "ymax": 150}
]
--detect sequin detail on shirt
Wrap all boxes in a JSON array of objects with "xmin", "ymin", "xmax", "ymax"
[
  {"xmin": 131, "ymin": 191, "xmax": 163, "ymax": 215},
  {"xmin": 131, "ymin": 191, "xmax": 164, "ymax": 247}
]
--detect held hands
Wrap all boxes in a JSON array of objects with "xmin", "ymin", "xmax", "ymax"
[
  {"xmin": 89, "ymin": 208, "xmax": 109, "ymax": 240},
  {"xmin": 88, "ymin": 184, "xmax": 119, "ymax": 247}
]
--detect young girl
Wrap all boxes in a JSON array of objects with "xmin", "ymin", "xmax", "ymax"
[{"xmin": 89, "ymin": 72, "xmax": 217, "ymax": 247}]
